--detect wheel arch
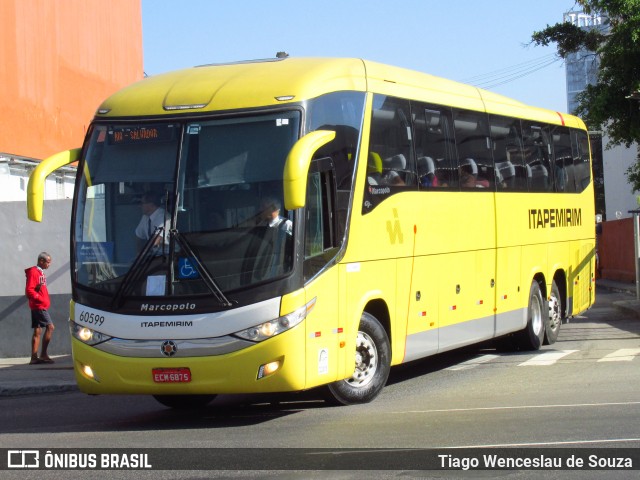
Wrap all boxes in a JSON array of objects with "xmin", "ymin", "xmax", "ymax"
[
  {"xmin": 363, "ymin": 299, "xmax": 392, "ymax": 356},
  {"xmin": 552, "ymin": 269, "xmax": 568, "ymax": 317},
  {"xmin": 533, "ymin": 272, "xmax": 547, "ymax": 298}
]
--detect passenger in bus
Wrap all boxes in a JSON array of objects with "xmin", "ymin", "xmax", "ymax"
[
  {"xmin": 258, "ymin": 196, "xmax": 292, "ymax": 235},
  {"xmin": 459, "ymin": 158, "xmax": 489, "ymax": 188},
  {"xmin": 382, "ymin": 170, "xmax": 405, "ymax": 185},
  {"xmin": 247, "ymin": 196, "xmax": 293, "ymax": 281},
  {"xmin": 418, "ymin": 156, "xmax": 439, "ymax": 187},
  {"xmin": 134, "ymin": 191, "xmax": 171, "ymax": 251},
  {"xmin": 381, "ymin": 154, "xmax": 407, "ymax": 186}
]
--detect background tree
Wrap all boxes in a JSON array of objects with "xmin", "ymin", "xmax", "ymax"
[{"xmin": 531, "ymin": 0, "xmax": 640, "ymax": 190}]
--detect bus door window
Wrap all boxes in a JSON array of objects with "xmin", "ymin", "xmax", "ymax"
[
  {"xmin": 551, "ymin": 126, "xmax": 575, "ymax": 193},
  {"xmin": 573, "ymin": 130, "xmax": 592, "ymax": 192},
  {"xmin": 453, "ymin": 109, "xmax": 493, "ymax": 189},
  {"xmin": 489, "ymin": 115, "xmax": 527, "ymax": 191},
  {"xmin": 307, "ymin": 91, "xmax": 366, "ymax": 240},
  {"xmin": 522, "ymin": 122, "xmax": 553, "ymax": 192},
  {"xmin": 364, "ymin": 95, "xmax": 416, "ymax": 213},
  {"xmin": 413, "ymin": 104, "xmax": 457, "ymax": 189}
]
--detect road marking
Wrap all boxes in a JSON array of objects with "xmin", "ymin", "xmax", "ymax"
[
  {"xmin": 518, "ymin": 350, "xmax": 578, "ymax": 366},
  {"xmin": 597, "ymin": 348, "xmax": 640, "ymax": 362},
  {"xmin": 443, "ymin": 348, "xmax": 638, "ymax": 371},
  {"xmin": 391, "ymin": 400, "xmax": 640, "ymax": 415},
  {"xmin": 446, "ymin": 354, "xmax": 500, "ymax": 371},
  {"xmin": 442, "ymin": 438, "xmax": 640, "ymax": 449}
]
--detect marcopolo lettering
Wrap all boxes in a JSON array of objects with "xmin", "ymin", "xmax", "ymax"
[
  {"xmin": 369, "ymin": 186, "xmax": 391, "ymax": 195},
  {"xmin": 528, "ymin": 208, "xmax": 582, "ymax": 229},
  {"xmin": 140, "ymin": 303, "xmax": 196, "ymax": 312}
]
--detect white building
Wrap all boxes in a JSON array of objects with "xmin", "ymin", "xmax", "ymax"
[{"xmin": 0, "ymin": 153, "xmax": 76, "ymax": 202}]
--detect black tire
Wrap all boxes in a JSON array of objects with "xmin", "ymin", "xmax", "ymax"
[
  {"xmin": 516, "ymin": 280, "xmax": 546, "ymax": 351},
  {"xmin": 153, "ymin": 394, "xmax": 216, "ymax": 410},
  {"xmin": 544, "ymin": 280, "xmax": 562, "ymax": 345},
  {"xmin": 326, "ymin": 312, "xmax": 391, "ymax": 405}
]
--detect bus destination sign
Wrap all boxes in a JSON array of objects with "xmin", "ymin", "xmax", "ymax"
[{"xmin": 108, "ymin": 125, "xmax": 175, "ymax": 145}]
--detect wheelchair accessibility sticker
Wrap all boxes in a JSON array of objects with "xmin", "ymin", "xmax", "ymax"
[{"xmin": 178, "ymin": 257, "xmax": 199, "ymax": 279}]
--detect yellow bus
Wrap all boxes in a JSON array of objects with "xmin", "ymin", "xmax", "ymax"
[{"xmin": 28, "ymin": 57, "xmax": 595, "ymax": 408}]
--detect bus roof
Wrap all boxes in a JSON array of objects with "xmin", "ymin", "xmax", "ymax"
[{"xmin": 95, "ymin": 57, "xmax": 584, "ymax": 129}]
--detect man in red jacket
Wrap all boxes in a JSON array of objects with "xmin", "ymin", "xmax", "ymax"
[{"xmin": 25, "ymin": 252, "xmax": 54, "ymax": 364}]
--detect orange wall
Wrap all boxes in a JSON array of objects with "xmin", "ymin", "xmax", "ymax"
[
  {"xmin": 0, "ymin": 0, "xmax": 143, "ymax": 160},
  {"xmin": 599, "ymin": 218, "xmax": 636, "ymax": 283}
]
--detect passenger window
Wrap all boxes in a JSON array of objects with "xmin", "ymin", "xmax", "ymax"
[
  {"xmin": 453, "ymin": 109, "xmax": 493, "ymax": 189},
  {"xmin": 364, "ymin": 95, "xmax": 416, "ymax": 213},
  {"xmin": 522, "ymin": 122, "xmax": 553, "ymax": 192},
  {"xmin": 489, "ymin": 116, "xmax": 527, "ymax": 191},
  {"xmin": 413, "ymin": 104, "xmax": 458, "ymax": 189},
  {"xmin": 573, "ymin": 130, "xmax": 591, "ymax": 192},
  {"xmin": 552, "ymin": 126, "xmax": 575, "ymax": 192}
]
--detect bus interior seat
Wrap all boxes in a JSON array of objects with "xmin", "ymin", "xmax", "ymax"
[
  {"xmin": 459, "ymin": 157, "xmax": 478, "ymax": 175},
  {"xmin": 367, "ymin": 151, "xmax": 383, "ymax": 185},
  {"xmin": 526, "ymin": 163, "xmax": 549, "ymax": 190},
  {"xmin": 495, "ymin": 160, "xmax": 516, "ymax": 188},
  {"xmin": 417, "ymin": 156, "xmax": 435, "ymax": 176},
  {"xmin": 384, "ymin": 153, "xmax": 407, "ymax": 171}
]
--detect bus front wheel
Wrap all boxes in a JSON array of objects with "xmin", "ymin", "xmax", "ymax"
[
  {"xmin": 516, "ymin": 280, "xmax": 547, "ymax": 350},
  {"xmin": 153, "ymin": 394, "xmax": 216, "ymax": 409},
  {"xmin": 325, "ymin": 312, "xmax": 391, "ymax": 405}
]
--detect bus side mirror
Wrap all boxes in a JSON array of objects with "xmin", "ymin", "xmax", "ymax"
[
  {"xmin": 27, "ymin": 148, "xmax": 81, "ymax": 222},
  {"xmin": 283, "ymin": 130, "xmax": 335, "ymax": 210}
]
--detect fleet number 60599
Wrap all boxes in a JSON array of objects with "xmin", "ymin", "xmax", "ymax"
[{"xmin": 78, "ymin": 310, "xmax": 105, "ymax": 327}]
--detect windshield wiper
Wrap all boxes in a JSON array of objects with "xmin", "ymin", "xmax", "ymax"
[
  {"xmin": 110, "ymin": 227, "xmax": 233, "ymax": 309},
  {"xmin": 171, "ymin": 229, "xmax": 233, "ymax": 308},
  {"xmin": 111, "ymin": 229, "xmax": 166, "ymax": 309}
]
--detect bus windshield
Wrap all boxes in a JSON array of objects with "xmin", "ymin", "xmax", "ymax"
[{"xmin": 74, "ymin": 112, "xmax": 301, "ymax": 299}]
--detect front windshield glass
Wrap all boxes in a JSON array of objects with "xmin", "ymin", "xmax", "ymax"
[{"xmin": 74, "ymin": 112, "xmax": 301, "ymax": 299}]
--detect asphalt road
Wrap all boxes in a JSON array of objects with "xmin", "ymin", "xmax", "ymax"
[{"xmin": 2, "ymin": 288, "xmax": 639, "ymax": 479}]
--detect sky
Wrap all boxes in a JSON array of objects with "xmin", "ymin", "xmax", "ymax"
[{"xmin": 142, "ymin": 0, "xmax": 579, "ymax": 113}]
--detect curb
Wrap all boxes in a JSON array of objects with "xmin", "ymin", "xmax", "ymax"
[
  {"xmin": 0, "ymin": 383, "xmax": 78, "ymax": 397},
  {"xmin": 611, "ymin": 300, "xmax": 640, "ymax": 320}
]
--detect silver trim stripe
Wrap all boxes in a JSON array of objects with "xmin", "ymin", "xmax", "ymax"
[{"xmin": 95, "ymin": 336, "xmax": 256, "ymax": 358}]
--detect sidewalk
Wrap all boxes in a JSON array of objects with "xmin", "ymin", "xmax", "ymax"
[
  {"xmin": 597, "ymin": 278, "xmax": 640, "ymax": 318},
  {"xmin": 1, "ymin": 280, "xmax": 639, "ymax": 398},
  {"xmin": 0, "ymin": 354, "xmax": 77, "ymax": 397}
]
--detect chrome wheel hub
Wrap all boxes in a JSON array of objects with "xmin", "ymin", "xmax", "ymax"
[{"xmin": 346, "ymin": 331, "xmax": 378, "ymax": 388}]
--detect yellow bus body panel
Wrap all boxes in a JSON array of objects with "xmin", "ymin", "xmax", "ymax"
[
  {"xmin": 98, "ymin": 58, "xmax": 367, "ymax": 117},
  {"xmin": 72, "ymin": 324, "xmax": 309, "ymax": 395},
  {"xmin": 301, "ymin": 265, "xmax": 345, "ymax": 386}
]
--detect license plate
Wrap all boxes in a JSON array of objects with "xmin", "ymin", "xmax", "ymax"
[{"xmin": 152, "ymin": 368, "xmax": 192, "ymax": 383}]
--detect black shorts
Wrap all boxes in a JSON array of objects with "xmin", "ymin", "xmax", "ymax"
[{"xmin": 31, "ymin": 309, "xmax": 53, "ymax": 329}]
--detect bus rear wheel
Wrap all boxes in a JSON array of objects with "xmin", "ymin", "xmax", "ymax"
[
  {"xmin": 545, "ymin": 280, "xmax": 562, "ymax": 345},
  {"xmin": 516, "ymin": 280, "xmax": 546, "ymax": 350},
  {"xmin": 325, "ymin": 312, "xmax": 391, "ymax": 405},
  {"xmin": 153, "ymin": 394, "xmax": 216, "ymax": 409}
]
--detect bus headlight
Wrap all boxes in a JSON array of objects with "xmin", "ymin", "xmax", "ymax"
[
  {"xmin": 70, "ymin": 321, "xmax": 112, "ymax": 346},
  {"xmin": 234, "ymin": 297, "xmax": 316, "ymax": 342}
]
